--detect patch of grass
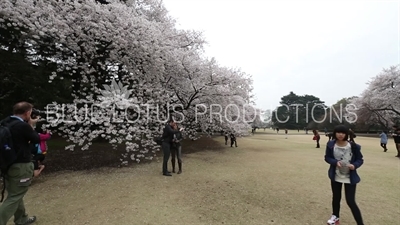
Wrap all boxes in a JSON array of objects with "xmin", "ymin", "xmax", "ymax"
[{"xmin": 7, "ymin": 130, "xmax": 400, "ymax": 225}]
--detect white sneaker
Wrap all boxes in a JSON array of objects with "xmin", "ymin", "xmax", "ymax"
[{"xmin": 327, "ymin": 215, "xmax": 340, "ymax": 225}]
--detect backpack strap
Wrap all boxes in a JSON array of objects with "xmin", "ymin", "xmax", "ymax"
[{"xmin": 0, "ymin": 178, "xmax": 5, "ymax": 202}]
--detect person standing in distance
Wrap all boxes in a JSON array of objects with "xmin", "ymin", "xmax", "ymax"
[
  {"xmin": 170, "ymin": 123, "xmax": 183, "ymax": 174},
  {"xmin": 324, "ymin": 125, "xmax": 364, "ymax": 225},
  {"xmin": 224, "ymin": 132, "xmax": 229, "ymax": 145},
  {"xmin": 391, "ymin": 125, "xmax": 400, "ymax": 157},
  {"xmin": 230, "ymin": 133, "xmax": 237, "ymax": 147},
  {"xmin": 379, "ymin": 130, "xmax": 388, "ymax": 152},
  {"xmin": 161, "ymin": 119, "xmax": 183, "ymax": 176},
  {"xmin": 0, "ymin": 102, "xmax": 40, "ymax": 225},
  {"xmin": 312, "ymin": 130, "xmax": 321, "ymax": 148}
]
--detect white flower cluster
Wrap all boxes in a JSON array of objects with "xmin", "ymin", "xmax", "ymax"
[{"xmin": 350, "ymin": 65, "xmax": 400, "ymax": 126}]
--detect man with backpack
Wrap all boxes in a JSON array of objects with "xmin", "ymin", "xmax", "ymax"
[{"xmin": 0, "ymin": 102, "xmax": 40, "ymax": 225}]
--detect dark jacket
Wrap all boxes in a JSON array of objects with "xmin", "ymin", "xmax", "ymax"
[
  {"xmin": 172, "ymin": 131, "xmax": 183, "ymax": 148},
  {"xmin": 324, "ymin": 140, "xmax": 363, "ymax": 185},
  {"xmin": 162, "ymin": 124, "xmax": 180, "ymax": 143},
  {"xmin": 4, "ymin": 116, "xmax": 40, "ymax": 163},
  {"xmin": 393, "ymin": 129, "xmax": 400, "ymax": 143}
]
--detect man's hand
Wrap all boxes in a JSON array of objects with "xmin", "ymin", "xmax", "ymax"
[
  {"xmin": 28, "ymin": 117, "xmax": 39, "ymax": 127},
  {"xmin": 336, "ymin": 161, "xmax": 342, "ymax": 168},
  {"xmin": 179, "ymin": 127, "xmax": 184, "ymax": 132},
  {"xmin": 348, "ymin": 164, "xmax": 355, "ymax": 170}
]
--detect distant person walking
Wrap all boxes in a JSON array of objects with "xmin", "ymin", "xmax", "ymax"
[
  {"xmin": 285, "ymin": 129, "xmax": 288, "ymax": 139},
  {"xmin": 312, "ymin": 130, "xmax": 321, "ymax": 148},
  {"xmin": 391, "ymin": 125, "xmax": 400, "ymax": 157},
  {"xmin": 326, "ymin": 132, "xmax": 333, "ymax": 141},
  {"xmin": 379, "ymin": 131, "xmax": 388, "ymax": 152},
  {"xmin": 230, "ymin": 133, "xmax": 237, "ymax": 147}
]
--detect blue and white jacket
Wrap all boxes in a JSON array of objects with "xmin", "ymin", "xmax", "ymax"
[{"xmin": 324, "ymin": 140, "xmax": 364, "ymax": 185}]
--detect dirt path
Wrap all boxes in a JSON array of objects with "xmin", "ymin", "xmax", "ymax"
[{"xmin": 7, "ymin": 131, "xmax": 400, "ymax": 225}]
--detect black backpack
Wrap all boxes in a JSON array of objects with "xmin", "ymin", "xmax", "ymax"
[{"xmin": 0, "ymin": 118, "xmax": 19, "ymax": 202}]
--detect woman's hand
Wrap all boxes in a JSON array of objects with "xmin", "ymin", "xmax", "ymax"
[{"xmin": 348, "ymin": 164, "xmax": 355, "ymax": 170}]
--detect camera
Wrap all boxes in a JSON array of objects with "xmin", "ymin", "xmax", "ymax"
[{"xmin": 31, "ymin": 108, "xmax": 46, "ymax": 119}]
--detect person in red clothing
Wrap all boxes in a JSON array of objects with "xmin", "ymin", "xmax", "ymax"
[
  {"xmin": 34, "ymin": 127, "xmax": 52, "ymax": 165},
  {"xmin": 312, "ymin": 129, "xmax": 321, "ymax": 148}
]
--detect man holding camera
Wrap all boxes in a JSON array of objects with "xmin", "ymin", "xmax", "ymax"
[{"xmin": 0, "ymin": 102, "xmax": 40, "ymax": 225}]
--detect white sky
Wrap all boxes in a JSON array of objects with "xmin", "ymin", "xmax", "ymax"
[{"xmin": 162, "ymin": 0, "xmax": 399, "ymax": 110}]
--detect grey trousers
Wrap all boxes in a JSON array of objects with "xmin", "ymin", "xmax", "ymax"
[{"xmin": 171, "ymin": 145, "xmax": 182, "ymax": 163}]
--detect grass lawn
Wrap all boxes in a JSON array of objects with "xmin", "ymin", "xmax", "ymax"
[{"xmin": 6, "ymin": 129, "xmax": 400, "ymax": 225}]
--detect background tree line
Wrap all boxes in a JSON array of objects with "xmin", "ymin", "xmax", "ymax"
[{"xmin": 271, "ymin": 65, "xmax": 400, "ymax": 132}]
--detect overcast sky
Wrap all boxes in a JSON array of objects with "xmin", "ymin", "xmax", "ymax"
[{"xmin": 162, "ymin": 0, "xmax": 399, "ymax": 110}]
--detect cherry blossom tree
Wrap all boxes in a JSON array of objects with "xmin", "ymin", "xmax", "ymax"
[
  {"xmin": 351, "ymin": 65, "xmax": 400, "ymax": 129},
  {"xmin": 1, "ymin": 0, "xmax": 254, "ymax": 165}
]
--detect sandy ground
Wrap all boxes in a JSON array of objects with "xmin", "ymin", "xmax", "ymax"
[{"xmin": 5, "ymin": 130, "xmax": 400, "ymax": 225}]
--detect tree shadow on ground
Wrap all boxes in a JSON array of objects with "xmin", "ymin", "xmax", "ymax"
[{"xmin": 42, "ymin": 135, "xmax": 225, "ymax": 174}]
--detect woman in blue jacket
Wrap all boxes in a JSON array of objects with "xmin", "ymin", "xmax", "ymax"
[{"xmin": 324, "ymin": 125, "xmax": 364, "ymax": 225}]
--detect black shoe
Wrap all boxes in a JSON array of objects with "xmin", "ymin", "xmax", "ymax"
[
  {"xmin": 15, "ymin": 216, "xmax": 36, "ymax": 225},
  {"xmin": 163, "ymin": 173, "xmax": 172, "ymax": 176}
]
